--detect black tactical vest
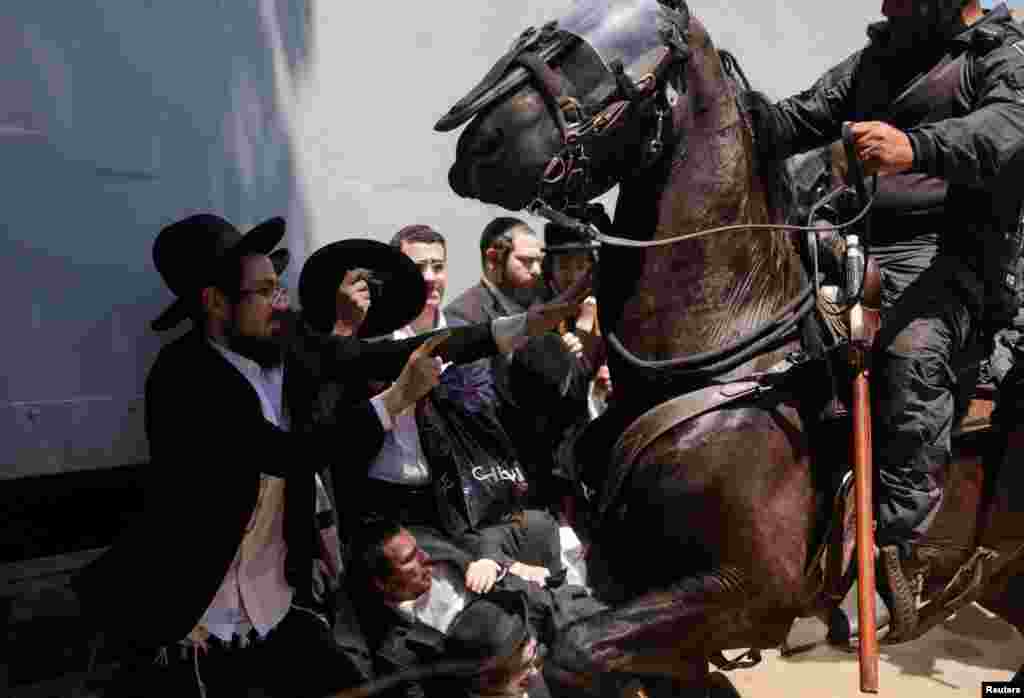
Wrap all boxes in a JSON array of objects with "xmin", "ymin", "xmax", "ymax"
[{"xmin": 854, "ymin": 21, "xmax": 1024, "ymax": 325}]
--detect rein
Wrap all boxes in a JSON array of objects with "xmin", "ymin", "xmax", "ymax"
[
  {"xmin": 534, "ymin": 183, "xmax": 875, "ymax": 378},
  {"xmin": 536, "ymin": 199, "xmax": 876, "ymax": 250}
]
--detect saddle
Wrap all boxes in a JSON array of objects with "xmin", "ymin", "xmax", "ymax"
[{"xmin": 573, "ymin": 258, "xmax": 1006, "ymax": 648}]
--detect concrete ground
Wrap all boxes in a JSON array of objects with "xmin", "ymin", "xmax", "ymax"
[{"xmin": 728, "ymin": 605, "xmax": 1023, "ymax": 698}]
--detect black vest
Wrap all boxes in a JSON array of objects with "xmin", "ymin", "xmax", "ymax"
[{"xmin": 854, "ymin": 20, "xmax": 1024, "ymax": 323}]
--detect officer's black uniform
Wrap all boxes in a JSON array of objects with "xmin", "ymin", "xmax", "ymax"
[{"xmin": 756, "ymin": 3, "xmax": 1024, "ymax": 558}]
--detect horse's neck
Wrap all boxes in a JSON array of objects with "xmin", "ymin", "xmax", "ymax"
[{"xmin": 613, "ymin": 39, "xmax": 804, "ymax": 364}]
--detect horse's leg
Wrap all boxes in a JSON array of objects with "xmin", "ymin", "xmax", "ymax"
[
  {"xmin": 552, "ymin": 404, "xmax": 813, "ymax": 691},
  {"xmin": 551, "ymin": 567, "xmax": 791, "ymax": 696}
]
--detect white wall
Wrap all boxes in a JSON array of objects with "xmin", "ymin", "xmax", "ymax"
[
  {"xmin": 0, "ymin": 1, "xmax": 307, "ymax": 477},
  {"xmin": 0, "ymin": 0, "xmax": 914, "ymax": 478}
]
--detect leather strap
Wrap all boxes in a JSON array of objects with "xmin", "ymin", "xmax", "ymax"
[{"xmin": 598, "ymin": 381, "xmax": 762, "ymax": 520}]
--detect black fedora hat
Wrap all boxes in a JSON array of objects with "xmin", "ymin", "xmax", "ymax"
[
  {"xmin": 151, "ymin": 214, "xmax": 286, "ymax": 331},
  {"xmin": 298, "ymin": 239, "xmax": 426, "ymax": 337},
  {"xmin": 445, "ymin": 591, "xmax": 532, "ymax": 667}
]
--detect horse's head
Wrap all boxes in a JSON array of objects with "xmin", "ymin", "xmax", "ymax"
[{"xmin": 438, "ymin": 0, "xmax": 695, "ymax": 214}]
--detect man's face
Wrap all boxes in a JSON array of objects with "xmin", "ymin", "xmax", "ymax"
[
  {"xmin": 511, "ymin": 638, "xmax": 541, "ymax": 692},
  {"xmin": 222, "ymin": 254, "xmax": 288, "ymax": 365},
  {"xmin": 377, "ymin": 529, "xmax": 433, "ymax": 601},
  {"xmin": 401, "ymin": 241, "xmax": 447, "ymax": 310},
  {"xmin": 549, "ymin": 251, "xmax": 593, "ymax": 296},
  {"xmin": 882, "ymin": 0, "xmax": 957, "ymax": 49},
  {"xmin": 501, "ymin": 228, "xmax": 544, "ymax": 291}
]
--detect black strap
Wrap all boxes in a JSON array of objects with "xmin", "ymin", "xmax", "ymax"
[{"xmin": 605, "ymin": 284, "xmax": 815, "ymax": 379}]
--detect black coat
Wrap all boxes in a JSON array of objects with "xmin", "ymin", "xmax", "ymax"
[
  {"xmin": 445, "ymin": 282, "xmax": 590, "ymax": 506},
  {"xmin": 75, "ymin": 317, "xmax": 501, "ymax": 651}
]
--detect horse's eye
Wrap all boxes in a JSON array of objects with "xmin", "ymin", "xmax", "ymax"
[{"xmin": 471, "ymin": 128, "xmax": 504, "ymax": 158}]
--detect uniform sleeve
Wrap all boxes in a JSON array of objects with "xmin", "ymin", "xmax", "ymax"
[
  {"xmin": 907, "ymin": 40, "xmax": 1024, "ymax": 187},
  {"xmin": 759, "ymin": 51, "xmax": 861, "ymax": 160}
]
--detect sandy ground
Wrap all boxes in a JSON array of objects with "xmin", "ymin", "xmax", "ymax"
[{"xmin": 725, "ymin": 604, "xmax": 1022, "ymax": 697}]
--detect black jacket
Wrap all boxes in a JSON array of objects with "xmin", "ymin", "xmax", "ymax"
[
  {"xmin": 445, "ymin": 282, "xmax": 590, "ymax": 506},
  {"xmin": 761, "ymin": 5, "xmax": 1024, "ymax": 318},
  {"xmin": 292, "ymin": 315, "xmax": 503, "ymax": 540},
  {"xmin": 75, "ymin": 317, "xmax": 501, "ymax": 651}
]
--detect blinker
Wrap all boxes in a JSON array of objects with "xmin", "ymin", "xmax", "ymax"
[{"xmin": 434, "ymin": 0, "xmax": 672, "ymax": 132}]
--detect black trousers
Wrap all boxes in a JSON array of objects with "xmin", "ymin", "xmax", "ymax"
[
  {"xmin": 458, "ymin": 508, "xmax": 564, "ymax": 573},
  {"xmin": 103, "ymin": 606, "xmax": 361, "ymax": 698},
  {"xmin": 872, "ymin": 252, "xmax": 983, "ymax": 553}
]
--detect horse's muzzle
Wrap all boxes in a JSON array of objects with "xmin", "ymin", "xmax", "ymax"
[{"xmin": 448, "ymin": 161, "xmax": 473, "ymax": 199}]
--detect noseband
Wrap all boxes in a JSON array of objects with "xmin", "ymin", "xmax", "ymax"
[{"xmin": 526, "ymin": 1, "xmax": 694, "ymax": 220}]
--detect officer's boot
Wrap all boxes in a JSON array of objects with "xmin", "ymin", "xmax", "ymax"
[{"xmin": 875, "ymin": 543, "xmax": 930, "ymax": 643}]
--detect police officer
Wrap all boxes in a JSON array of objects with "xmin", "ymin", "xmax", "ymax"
[{"xmin": 753, "ymin": 0, "xmax": 1024, "ymax": 638}]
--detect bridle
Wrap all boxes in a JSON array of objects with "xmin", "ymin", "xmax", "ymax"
[
  {"xmin": 435, "ymin": 0, "xmax": 695, "ymax": 230},
  {"xmin": 522, "ymin": 1, "xmax": 694, "ymax": 223}
]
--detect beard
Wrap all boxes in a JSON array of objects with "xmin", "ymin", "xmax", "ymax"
[
  {"xmin": 885, "ymin": 1, "xmax": 965, "ymax": 57},
  {"xmin": 498, "ymin": 278, "xmax": 543, "ymax": 310},
  {"xmin": 227, "ymin": 333, "xmax": 283, "ymax": 369},
  {"xmin": 225, "ymin": 314, "xmax": 284, "ymax": 369}
]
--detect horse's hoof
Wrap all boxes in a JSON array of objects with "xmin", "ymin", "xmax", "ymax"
[{"xmin": 707, "ymin": 672, "xmax": 742, "ymax": 698}]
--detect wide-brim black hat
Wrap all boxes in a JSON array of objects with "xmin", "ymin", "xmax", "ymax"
[
  {"xmin": 445, "ymin": 590, "xmax": 532, "ymax": 666},
  {"xmin": 298, "ymin": 239, "xmax": 426, "ymax": 337},
  {"xmin": 151, "ymin": 214, "xmax": 286, "ymax": 331}
]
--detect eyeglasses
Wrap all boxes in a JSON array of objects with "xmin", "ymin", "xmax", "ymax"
[{"xmin": 239, "ymin": 284, "xmax": 288, "ymax": 306}]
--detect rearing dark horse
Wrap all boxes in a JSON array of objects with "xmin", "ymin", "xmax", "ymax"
[{"xmin": 438, "ymin": 0, "xmax": 1024, "ymax": 694}]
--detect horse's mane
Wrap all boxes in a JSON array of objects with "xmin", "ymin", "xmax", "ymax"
[{"xmin": 718, "ymin": 50, "xmax": 796, "ymax": 223}]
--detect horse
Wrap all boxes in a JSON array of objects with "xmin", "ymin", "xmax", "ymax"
[{"xmin": 436, "ymin": 0, "xmax": 1024, "ymax": 694}]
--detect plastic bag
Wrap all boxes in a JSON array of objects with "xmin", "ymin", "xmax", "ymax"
[{"xmin": 416, "ymin": 389, "xmax": 529, "ymax": 537}]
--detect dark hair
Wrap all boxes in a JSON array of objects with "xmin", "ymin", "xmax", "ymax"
[
  {"xmin": 212, "ymin": 254, "xmax": 247, "ymax": 298},
  {"xmin": 479, "ymin": 217, "xmax": 531, "ymax": 264},
  {"xmin": 350, "ymin": 518, "xmax": 404, "ymax": 584},
  {"xmin": 391, "ymin": 224, "xmax": 446, "ymax": 250}
]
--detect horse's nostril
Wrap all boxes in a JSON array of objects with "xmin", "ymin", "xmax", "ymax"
[{"xmin": 471, "ymin": 128, "xmax": 503, "ymax": 158}]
